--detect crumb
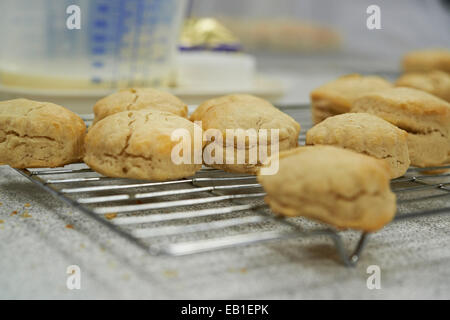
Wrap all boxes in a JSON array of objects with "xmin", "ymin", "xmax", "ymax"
[
  {"xmin": 10, "ymin": 210, "xmax": 18, "ymax": 216},
  {"xmin": 122, "ymin": 273, "xmax": 131, "ymax": 281},
  {"xmin": 0, "ymin": 202, "xmax": 3, "ymax": 206},
  {"xmin": 21, "ymin": 211, "xmax": 32, "ymax": 218},
  {"xmin": 227, "ymin": 267, "xmax": 247, "ymax": 274},
  {"xmin": 104, "ymin": 213, "xmax": 117, "ymax": 220},
  {"xmin": 0, "ymin": 220, "xmax": 4, "ymax": 224},
  {"xmin": 80, "ymin": 243, "xmax": 85, "ymax": 249},
  {"xmin": 65, "ymin": 224, "xmax": 74, "ymax": 229},
  {"xmin": 163, "ymin": 270, "xmax": 178, "ymax": 278},
  {"xmin": 24, "ymin": 203, "xmax": 31, "ymax": 208}
]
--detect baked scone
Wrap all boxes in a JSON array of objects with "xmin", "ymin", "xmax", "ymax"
[
  {"xmin": 395, "ymin": 70, "xmax": 450, "ymax": 102},
  {"xmin": 257, "ymin": 146, "xmax": 396, "ymax": 232},
  {"xmin": 84, "ymin": 109, "xmax": 202, "ymax": 181},
  {"xmin": 306, "ymin": 113, "xmax": 410, "ymax": 179},
  {"xmin": 402, "ymin": 49, "xmax": 450, "ymax": 73},
  {"xmin": 92, "ymin": 88, "xmax": 188, "ymax": 125},
  {"xmin": 352, "ymin": 87, "xmax": 450, "ymax": 167},
  {"xmin": 310, "ymin": 74, "xmax": 392, "ymax": 124},
  {"xmin": 190, "ymin": 94, "xmax": 300, "ymax": 174},
  {"xmin": 0, "ymin": 99, "xmax": 86, "ymax": 168}
]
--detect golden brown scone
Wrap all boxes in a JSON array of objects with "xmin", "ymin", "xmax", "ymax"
[
  {"xmin": 257, "ymin": 146, "xmax": 396, "ymax": 231},
  {"xmin": 395, "ymin": 70, "xmax": 450, "ymax": 102},
  {"xmin": 310, "ymin": 74, "xmax": 392, "ymax": 124},
  {"xmin": 84, "ymin": 109, "xmax": 202, "ymax": 181},
  {"xmin": 306, "ymin": 113, "xmax": 410, "ymax": 179},
  {"xmin": 0, "ymin": 99, "xmax": 86, "ymax": 168},
  {"xmin": 190, "ymin": 94, "xmax": 300, "ymax": 174},
  {"xmin": 352, "ymin": 87, "xmax": 450, "ymax": 167},
  {"xmin": 402, "ymin": 49, "xmax": 450, "ymax": 73},
  {"xmin": 92, "ymin": 88, "xmax": 188, "ymax": 125}
]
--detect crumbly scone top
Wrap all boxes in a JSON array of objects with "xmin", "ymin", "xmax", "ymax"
[
  {"xmin": 402, "ymin": 49, "xmax": 450, "ymax": 72},
  {"xmin": 310, "ymin": 74, "xmax": 392, "ymax": 106},
  {"xmin": 354, "ymin": 87, "xmax": 450, "ymax": 118},
  {"xmin": 93, "ymin": 88, "xmax": 188, "ymax": 123},
  {"xmin": 258, "ymin": 146, "xmax": 392, "ymax": 200},
  {"xmin": 395, "ymin": 71, "xmax": 450, "ymax": 101},
  {"xmin": 190, "ymin": 94, "xmax": 300, "ymax": 142},
  {"xmin": 307, "ymin": 112, "xmax": 408, "ymax": 144},
  {"xmin": 86, "ymin": 109, "xmax": 200, "ymax": 160},
  {"xmin": 0, "ymin": 98, "xmax": 86, "ymax": 140}
]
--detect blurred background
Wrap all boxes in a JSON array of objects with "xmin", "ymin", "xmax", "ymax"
[{"xmin": 0, "ymin": 0, "xmax": 448, "ymax": 109}]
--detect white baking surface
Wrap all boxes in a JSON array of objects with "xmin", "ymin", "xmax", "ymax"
[{"xmin": 1, "ymin": 165, "xmax": 450, "ymax": 299}]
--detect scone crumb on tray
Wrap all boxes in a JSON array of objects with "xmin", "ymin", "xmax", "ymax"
[
  {"xmin": 226, "ymin": 267, "xmax": 247, "ymax": 274},
  {"xmin": 104, "ymin": 213, "xmax": 117, "ymax": 220},
  {"xmin": 163, "ymin": 270, "xmax": 179, "ymax": 278},
  {"xmin": 10, "ymin": 210, "xmax": 18, "ymax": 216},
  {"xmin": 20, "ymin": 211, "xmax": 32, "ymax": 218},
  {"xmin": 24, "ymin": 203, "xmax": 31, "ymax": 208},
  {"xmin": 0, "ymin": 220, "xmax": 4, "ymax": 224},
  {"xmin": 65, "ymin": 224, "xmax": 74, "ymax": 229}
]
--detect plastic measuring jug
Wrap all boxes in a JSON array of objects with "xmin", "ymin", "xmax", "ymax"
[{"xmin": 0, "ymin": 0, "xmax": 186, "ymax": 89}]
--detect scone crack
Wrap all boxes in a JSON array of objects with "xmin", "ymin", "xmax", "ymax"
[
  {"xmin": 396, "ymin": 124, "xmax": 446, "ymax": 139},
  {"xmin": 100, "ymin": 152, "xmax": 154, "ymax": 162},
  {"xmin": 118, "ymin": 118, "xmax": 136, "ymax": 157},
  {"xmin": 125, "ymin": 92, "xmax": 139, "ymax": 111},
  {"xmin": 24, "ymin": 103, "xmax": 46, "ymax": 117},
  {"xmin": 0, "ymin": 129, "xmax": 57, "ymax": 143}
]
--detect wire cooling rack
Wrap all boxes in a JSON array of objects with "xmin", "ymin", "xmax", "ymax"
[{"xmin": 14, "ymin": 105, "xmax": 450, "ymax": 267}]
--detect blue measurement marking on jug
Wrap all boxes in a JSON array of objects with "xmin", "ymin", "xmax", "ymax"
[
  {"xmin": 87, "ymin": 0, "xmax": 182, "ymax": 87},
  {"xmin": 89, "ymin": 0, "xmax": 111, "ymax": 85}
]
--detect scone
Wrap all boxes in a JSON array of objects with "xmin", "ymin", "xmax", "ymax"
[
  {"xmin": 84, "ymin": 109, "xmax": 202, "ymax": 181},
  {"xmin": 306, "ymin": 113, "xmax": 410, "ymax": 179},
  {"xmin": 402, "ymin": 49, "xmax": 450, "ymax": 73},
  {"xmin": 0, "ymin": 99, "xmax": 86, "ymax": 168},
  {"xmin": 257, "ymin": 146, "xmax": 396, "ymax": 232},
  {"xmin": 190, "ymin": 94, "xmax": 300, "ymax": 174},
  {"xmin": 395, "ymin": 70, "xmax": 450, "ymax": 102},
  {"xmin": 310, "ymin": 74, "xmax": 392, "ymax": 124},
  {"xmin": 352, "ymin": 87, "xmax": 450, "ymax": 167},
  {"xmin": 92, "ymin": 88, "xmax": 188, "ymax": 125}
]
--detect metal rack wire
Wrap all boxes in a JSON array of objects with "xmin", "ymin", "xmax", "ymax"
[{"xmin": 14, "ymin": 105, "xmax": 450, "ymax": 266}]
